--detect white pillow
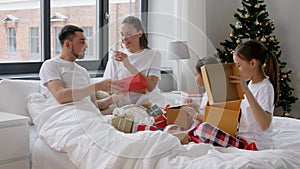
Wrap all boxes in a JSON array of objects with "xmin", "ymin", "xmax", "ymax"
[{"xmin": 0, "ymin": 79, "xmax": 40, "ymax": 121}]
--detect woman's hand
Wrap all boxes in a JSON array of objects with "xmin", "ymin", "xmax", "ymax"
[{"xmin": 114, "ymin": 51, "xmax": 131, "ymax": 67}]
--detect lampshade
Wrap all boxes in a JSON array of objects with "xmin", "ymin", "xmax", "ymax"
[{"xmin": 167, "ymin": 41, "xmax": 190, "ymax": 60}]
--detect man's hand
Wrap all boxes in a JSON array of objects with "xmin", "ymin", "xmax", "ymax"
[{"xmin": 95, "ymin": 79, "xmax": 112, "ymax": 92}]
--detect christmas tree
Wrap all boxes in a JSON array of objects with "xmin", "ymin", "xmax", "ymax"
[{"xmin": 216, "ymin": 0, "xmax": 298, "ymax": 115}]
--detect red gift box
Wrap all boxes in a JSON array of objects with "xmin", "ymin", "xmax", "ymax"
[
  {"xmin": 137, "ymin": 124, "xmax": 157, "ymax": 131},
  {"xmin": 114, "ymin": 73, "xmax": 148, "ymax": 93},
  {"xmin": 153, "ymin": 113, "xmax": 167, "ymax": 129}
]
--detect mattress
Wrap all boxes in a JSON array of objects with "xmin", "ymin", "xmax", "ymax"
[{"xmin": 30, "ymin": 126, "xmax": 77, "ymax": 169}]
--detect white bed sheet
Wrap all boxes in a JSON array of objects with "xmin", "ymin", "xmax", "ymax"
[{"xmin": 26, "ymin": 92, "xmax": 300, "ymax": 169}]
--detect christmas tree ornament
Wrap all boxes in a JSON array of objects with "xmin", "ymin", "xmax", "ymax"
[
  {"xmin": 260, "ymin": 36, "xmax": 266, "ymax": 42},
  {"xmin": 283, "ymin": 112, "xmax": 290, "ymax": 117},
  {"xmin": 230, "ymin": 32, "xmax": 234, "ymax": 37},
  {"xmin": 269, "ymin": 36, "xmax": 275, "ymax": 42},
  {"xmin": 255, "ymin": 4, "xmax": 260, "ymax": 9},
  {"xmin": 244, "ymin": 13, "xmax": 250, "ymax": 18},
  {"xmin": 282, "ymin": 74, "xmax": 288, "ymax": 79},
  {"xmin": 236, "ymin": 38, "xmax": 241, "ymax": 44}
]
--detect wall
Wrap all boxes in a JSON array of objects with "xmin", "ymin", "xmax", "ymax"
[{"xmin": 205, "ymin": 0, "xmax": 300, "ymax": 117}]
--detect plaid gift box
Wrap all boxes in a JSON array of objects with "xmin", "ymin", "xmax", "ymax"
[{"xmin": 146, "ymin": 104, "xmax": 164, "ymax": 117}]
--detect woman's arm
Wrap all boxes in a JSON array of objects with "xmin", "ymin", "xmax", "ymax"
[{"xmin": 114, "ymin": 51, "xmax": 159, "ymax": 92}]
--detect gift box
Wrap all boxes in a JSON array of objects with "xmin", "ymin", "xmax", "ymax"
[
  {"xmin": 111, "ymin": 116, "xmax": 134, "ymax": 133},
  {"xmin": 166, "ymin": 104, "xmax": 194, "ymax": 130},
  {"xmin": 111, "ymin": 108, "xmax": 135, "ymax": 133},
  {"xmin": 153, "ymin": 113, "xmax": 167, "ymax": 130},
  {"xmin": 113, "ymin": 73, "xmax": 148, "ymax": 93},
  {"xmin": 169, "ymin": 131, "xmax": 190, "ymax": 145},
  {"xmin": 201, "ymin": 63, "xmax": 244, "ymax": 105},
  {"xmin": 146, "ymin": 104, "xmax": 164, "ymax": 117},
  {"xmin": 204, "ymin": 101, "xmax": 241, "ymax": 136},
  {"xmin": 137, "ymin": 124, "xmax": 157, "ymax": 131}
]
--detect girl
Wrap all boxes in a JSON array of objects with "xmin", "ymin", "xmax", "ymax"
[
  {"xmin": 184, "ymin": 56, "xmax": 220, "ymax": 122},
  {"xmin": 190, "ymin": 40, "xmax": 279, "ymax": 150}
]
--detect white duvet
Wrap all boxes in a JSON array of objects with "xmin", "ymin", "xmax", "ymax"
[{"xmin": 26, "ymin": 93, "xmax": 300, "ymax": 169}]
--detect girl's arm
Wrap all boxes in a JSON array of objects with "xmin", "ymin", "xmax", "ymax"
[
  {"xmin": 230, "ymin": 75, "xmax": 272, "ymax": 131},
  {"xmin": 243, "ymin": 87, "xmax": 272, "ymax": 130}
]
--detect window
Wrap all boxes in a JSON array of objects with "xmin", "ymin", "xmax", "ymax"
[
  {"xmin": 0, "ymin": 0, "xmax": 147, "ymax": 75},
  {"xmin": 30, "ymin": 27, "xmax": 39, "ymax": 56},
  {"xmin": 82, "ymin": 26, "xmax": 94, "ymax": 59},
  {"xmin": 8, "ymin": 27, "xmax": 16, "ymax": 54},
  {"xmin": 53, "ymin": 27, "xmax": 61, "ymax": 57}
]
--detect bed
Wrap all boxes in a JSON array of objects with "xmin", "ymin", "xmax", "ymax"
[{"xmin": 1, "ymin": 79, "xmax": 300, "ymax": 169}]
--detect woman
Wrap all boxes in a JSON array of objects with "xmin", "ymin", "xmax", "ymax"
[{"xmin": 102, "ymin": 15, "xmax": 162, "ymax": 108}]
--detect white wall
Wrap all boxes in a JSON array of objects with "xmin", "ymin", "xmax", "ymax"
[{"xmin": 205, "ymin": 0, "xmax": 300, "ymax": 117}]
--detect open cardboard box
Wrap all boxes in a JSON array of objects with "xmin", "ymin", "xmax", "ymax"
[
  {"xmin": 166, "ymin": 104, "xmax": 194, "ymax": 130},
  {"xmin": 201, "ymin": 63, "xmax": 244, "ymax": 105},
  {"xmin": 201, "ymin": 63, "xmax": 244, "ymax": 136},
  {"xmin": 203, "ymin": 101, "xmax": 241, "ymax": 136}
]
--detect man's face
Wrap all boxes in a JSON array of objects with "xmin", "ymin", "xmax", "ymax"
[{"xmin": 70, "ymin": 32, "xmax": 87, "ymax": 59}]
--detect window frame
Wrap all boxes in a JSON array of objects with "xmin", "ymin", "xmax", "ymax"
[{"xmin": 0, "ymin": 0, "xmax": 148, "ymax": 75}]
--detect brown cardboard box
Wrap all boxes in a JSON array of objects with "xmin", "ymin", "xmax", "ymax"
[
  {"xmin": 201, "ymin": 63, "xmax": 244, "ymax": 105},
  {"xmin": 167, "ymin": 104, "xmax": 194, "ymax": 129},
  {"xmin": 204, "ymin": 101, "xmax": 241, "ymax": 136},
  {"xmin": 169, "ymin": 131, "xmax": 190, "ymax": 145},
  {"xmin": 111, "ymin": 116, "xmax": 134, "ymax": 133}
]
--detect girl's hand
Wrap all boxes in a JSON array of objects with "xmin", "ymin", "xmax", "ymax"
[
  {"xmin": 184, "ymin": 98, "xmax": 200, "ymax": 113},
  {"xmin": 229, "ymin": 75, "xmax": 248, "ymax": 93}
]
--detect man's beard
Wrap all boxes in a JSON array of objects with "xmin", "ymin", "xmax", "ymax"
[{"xmin": 71, "ymin": 46, "xmax": 85, "ymax": 59}]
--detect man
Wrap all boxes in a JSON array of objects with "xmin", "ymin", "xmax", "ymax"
[{"xmin": 39, "ymin": 24, "xmax": 112, "ymax": 108}]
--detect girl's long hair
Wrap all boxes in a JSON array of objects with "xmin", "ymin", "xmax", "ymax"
[{"xmin": 234, "ymin": 40, "xmax": 279, "ymax": 105}]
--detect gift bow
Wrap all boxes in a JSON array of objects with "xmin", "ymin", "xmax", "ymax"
[{"xmin": 112, "ymin": 108, "xmax": 135, "ymax": 120}]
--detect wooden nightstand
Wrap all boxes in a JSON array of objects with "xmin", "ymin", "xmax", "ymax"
[{"xmin": 0, "ymin": 112, "xmax": 30, "ymax": 169}]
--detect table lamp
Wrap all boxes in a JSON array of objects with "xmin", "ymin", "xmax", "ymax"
[{"xmin": 167, "ymin": 41, "xmax": 190, "ymax": 93}]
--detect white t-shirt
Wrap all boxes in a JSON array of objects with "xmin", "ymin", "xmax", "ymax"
[
  {"xmin": 103, "ymin": 48, "xmax": 162, "ymax": 106},
  {"xmin": 237, "ymin": 78, "xmax": 274, "ymax": 150},
  {"xmin": 39, "ymin": 57, "xmax": 91, "ymax": 103},
  {"xmin": 199, "ymin": 92, "xmax": 208, "ymax": 115},
  {"xmin": 104, "ymin": 48, "xmax": 161, "ymax": 80}
]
